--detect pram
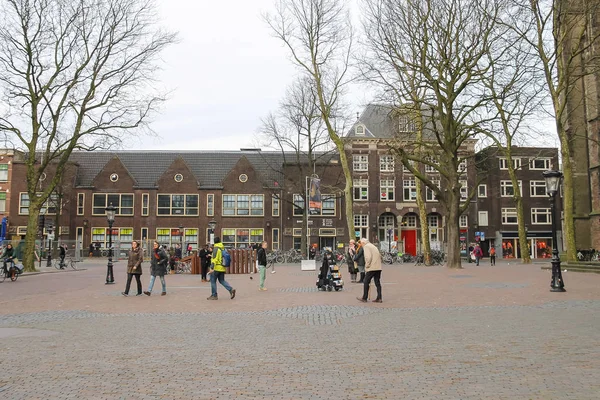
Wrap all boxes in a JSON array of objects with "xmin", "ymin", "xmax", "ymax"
[{"xmin": 316, "ymin": 252, "xmax": 344, "ymax": 291}]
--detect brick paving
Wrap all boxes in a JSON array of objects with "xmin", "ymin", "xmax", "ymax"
[{"xmin": 0, "ymin": 260, "xmax": 599, "ymax": 399}]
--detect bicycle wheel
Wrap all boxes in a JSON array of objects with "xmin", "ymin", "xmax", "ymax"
[
  {"xmin": 68, "ymin": 259, "xmax": 78, "ymax": 270},
  {"xmin": 53, "ymin": 259, "xmax": 62, "ymax": 270},
  {"xmin": 10, "ymin": 268, "xmax": 17, "ymax": 281},
  {"xmin": 0, "ymin": 268, "xmax": 6, "ymax": 283}
]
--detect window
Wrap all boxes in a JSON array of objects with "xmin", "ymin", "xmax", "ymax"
[
  {"xmin": 222, "ymin": 194, "xmax": 263, "ymax": 216},
  {"xmin": 221, "ymin": 228, "xmax": 263, "ymax": 248},
  {"xmin": 457, "ymin": 159, "xmax": 467, "ymax": 173},
  {"xmin": 398, "ymin": 114, "xmax": 416, "ymax": 132},
  {"xmin": 272, "ymin": 196, "xmax": 280, "ymax": 217},
  {"xmin": 0, "ymin": 192, "xmax": 5, "ymax": 212},
  {"xmin": 425, "ymin": 157, "xmax": 439, "ymax": 173},
  {"xmin": 402, "ymin": 161, "xmax": 415, "ymax": 173},
  {"xmin": 353, "ymin": 179, "xmax": 368, "ymax": 201},
  {"xmin": 478, "ymin": 184, "xmax": 487, "ymax": 198},
  {"xmin": 460, "ymin": 215, "xmax": 468, "ymax": 228},
  {"xmin": 141, "ymin": 227, "xmax": 149, "ymax": 241},
  {"xmin": 250, "ymin": 195, "xmax": 264, "ymax": 215},
  {"xmin": 353, "ymin": 155, "xmax": 368, "ymax": 171},
  {"xmin": 272, "ymin": 228, "xmax": 280, "ymax": 250},
  {"xmin": 403, "ymin": 177, "xmax": 417, "ymax": 201},
  {"xmin": 207, "ymin": 194, "xmax": 214, "ymax": 216},
  {"xmin": 500, "ymin": 180, "xmax": 522, "ymax": 197},
  {"xmin": 321, "ymin": 195, "xmax": 336, "ymax": 216},
  {"xmin": 0, "ymin": 164, "xmax": 8, "ymax": 181},
  {"xmin": 142, "ymin": 193, "xmax": 149, "ymax": 216},
  {"xmin": 92, "ymin": 227, "xmax": 133, "ymax": 248},
  {"xmin": 293, "ymin": 194, "xmax": 304, "ymax": 216},
  {"xmin": 530, "ymin": 158, "xmax": 552, "ymax": 170},
  {"xmin": 499, "ymin": 157, "xmax": 522, "ymax": 170},
  {"xmin": 354, "ymin": 214, "xmax": 368, "ymax": 228},
  {"xmin": 20, "ymin": 193, "xmax": 59, "ymax": 215},
  {"xmin": 478, "ymin": 211, "xmax": 489, "ymax": 226},
  {"xmin": 380, "ymin": 155, "xmax": 395, "ymax": 172},
  {"xmin": 402, "ymin": 215, "xmax": 417, "ymax": 227},
  {"xmin": 460, "ymin": 180, "xmax": 468, "ymax": 201},
  {"xmin": 355, "ymin": 125, "xmax": 365, "ymax": 135},
  {"xmin": 532, "ymin": 208, "xmax": 552, "ymax": 224},
  {"xmin": 427, "ymin": 215, "xmax": 439, "ymax": 227},
  {"xmin": 426, "ymin": 179, "xmax": 441, "ymax": 202},
  {"xmin": 380, "ymin": 179, "xmax": 395, "ymax": 201},
  {"xmin": 530, "ymin": 181, "xmax": 547, "ymax": 197},
  {"xmin": 157, "ymin": 194, "xmax": 198, "ymax": 216},
  {"xmin": 501, "ymin": 208, "xmax": 518, "ymax": 224},
  {"xmin": 92, "ymin": 194, "xmax": 134, "ymax": 215},
  {"xmin": 77, "ymin": 193, "xmax": 85, "ymax": 215}
]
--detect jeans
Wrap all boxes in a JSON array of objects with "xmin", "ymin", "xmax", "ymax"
[
  {"xmin": 124, "ymin": 273, "xmax": 142, "ymax": 295},
  {"xmin": 147, "ymin": 275, "xmax": 166, "ymax": 293},
  {"xmin": 362, "ymin": 270, "xmax": 382, "ymax": 300},
  {"xmin": 258, "ymin": 265, "xmax": 266, "ymax": 288},
  {"xmin": 210, "ymin": 271, "xmax": 232, "ymax": 297},
  {"xmin": 475, "ymin": 256, "xmax": 481, "ymax": 266}
]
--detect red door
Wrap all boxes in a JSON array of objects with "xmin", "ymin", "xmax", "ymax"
[{"xmin": 402, "ymin": 230, "xmax": 417, "ymax": 256}]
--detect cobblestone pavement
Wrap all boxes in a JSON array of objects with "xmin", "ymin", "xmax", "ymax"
[{"xmin": 0, "ymin": 260, "xmax": 599, "ymax": 399}]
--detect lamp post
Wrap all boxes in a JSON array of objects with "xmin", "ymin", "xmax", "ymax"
[
  {"xmin": 208, "ymin": 219, "xmax": 217, "ymax": 245},
  {"xmin": 105, "ymin": 203, "xmax": 116, "ymax": 285},
  {"xmin": 543, "ymin": 170, "xmax": 565, "ymax": 292}
]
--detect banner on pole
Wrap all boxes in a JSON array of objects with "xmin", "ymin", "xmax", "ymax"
[{"xmin": 308, "ymin": 177, "xmax": 322, "ymax": 215}]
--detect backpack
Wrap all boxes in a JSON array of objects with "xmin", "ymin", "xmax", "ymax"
[{"xmin": 221, "ymin": 248, "xmax": 231, "ymax": 267}]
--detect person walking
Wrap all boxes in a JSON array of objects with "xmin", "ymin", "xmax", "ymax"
[
  {"xmin": 257, "ymin": 241, "xmax": 268, "ymax": 291},
  {"xmin": 347, "ymin": 240, "xmax": 357, "ymax": 283},
  {"xmin": 490, "ymin": 246, "xmax": 496, "ymax": 266},
  {"xmin": 59, "ymin": 243, "xmax": 66, "ymax": 269},
  {"xmin": 198, "ymin": 243, "xmax": 211, "ymax": 282},
  {"xmin": 473, "ymin": 243, "xmax": 483, "ymax": 266},
  {"xmin": 357, "ymin": 238, "xmax": 383, "ymax": 303},
  {"xmin": 144, "ymin": 241, "xmax": 168, "ymax": 296},
  {"xmin": 122, "ymin": 240, "xmax": 143, "ymax": 296},
  {"xmin": 207, "ymin": 237, "xmax": 236, "ymax": 300},
  {"xmin": 353, "ymin": 241, "xmax": 366, "ymax": 283}
]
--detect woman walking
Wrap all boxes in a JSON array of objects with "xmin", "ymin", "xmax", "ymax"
[
  {"xmin": 144, "ymin": 241, "xmax": 168, "ymax": 296},
  {"xmin": 354, "ymin": 241, "xmax": 366, "ymax": 283},
  {"xmin": 122, "ymin": 240, "xmax": 143, "ymax": 296},
  {"xmin": 347, "ymin": 240, "xmax": 357, "ymax": 282}
]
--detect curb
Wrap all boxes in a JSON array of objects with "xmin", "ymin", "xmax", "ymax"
[{"xmin": 22, "ymin": 268, "xmax": 87, "ymax": 276}]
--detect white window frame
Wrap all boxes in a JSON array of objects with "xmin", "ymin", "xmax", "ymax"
[
  {"xmin": 499, "ymin": 157, "xmax": 522, "ymax": 170},
  {"xmin": 141, "ymin": 193, "xmax": 149, "ymax": 216},
  {"xmin": 460, "ymin": 180, "xmax": 468, "ymax": 201},
  {"xmin": 77, "ymin": 193, "xmax": 85, "ymax": 215},
  {"xmin": 530, "ymin": 181, "xmax": 547, "ymax": 197},
  {"xmin": 0, "ymin": 164, "xmax": 8, "ymax": 182},
  {"xmin": 92, "ymin": 193, "xmax": 134, "ymax": 216},
  {"xmin": 353, "ymin": 155, "xmax": 369, "ymax": 171},
  {"xmin": 207, "ymin": 194, "xmax": 214, "ymax": 216},
  {"xmin": 20, "ymin": 192, "xmax": 60, "ymax": 215},
  {"xmin": 355, "ymin": 125, "xmax": 365, "ymax": 135},
  {"xmin": 459, "ymin": 215, "xmax": 468, "ymax": 228},
  {"xmin": 500, "ymin": 180, "xmax": 522, "ymax": 197},
  {"xmin": 529, "ymin": 158, "xmax": 552, "ymax": 170},
  {"xmin": 424, "ymin": 157, "xmax": 439, "ymax": 173},
  {"xmin": 272, "ymin": 228, "xmax": 280, "ymax": 250},
  {"xmin": 501, "ymin": 208, "xmax": 518, "ymax": 224},
  {"xmin": 403, "ymin": 177, "xmax": 417, "ymax": 201},
  {"xmin": 353, "ymin": 179, "xmax": 368, "ymax": 201},
  {"xmin": 478, "ymin": 211, "xmax": 489, "ymax": 226},
  {"xmin": 272, "ymin": 195, "xmax": 280, "ymax": 217},
  {"xmin": 380, "ymin": 179, "xmax": 395, "ymax": 201},
  {"xmin": 221, "ymin": 194, "xmax": 264, "ymax": 217},
  {"xmin": 354, "ymin": 214, "xmax": 368, "ymax": 228},
  {"xmin": 156, "ymin": 194, "xmax": 199, "ymax": 216},
  {"xmin": 398, "ymin": 115, "xmax": 416, "ymax": 132},
  {"xmin": 0, "ymin": 192, "xmax": 6, "ymax": 213},
  {"xmin": 531, "ymin": 208, "xmax": 552, "ymax": 224},
  {"xmin": 426, "ymin": 179, "xmax": 441, "ymax": 202},
  {"xmin": 379, "ymin": 155, "xmax": 395, "ymax": 172},
  {"xmin": 478, "ymin": 184, "xmax": 487, "ymax": 198},
  {"xmin": 293, "ymin": 194, "xmax": 304, "ymax": 216},
  {"xmin": 402, "ymin": 215, "xmax": 417, "ymax": 228},
  {"xmin": 457, "ymin": 159, "xmax": 467, "ymax": 173}
]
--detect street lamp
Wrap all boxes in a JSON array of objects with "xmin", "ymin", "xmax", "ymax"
[
  {"xmin": 543, "ymin": 170, "xmax": 565, "ymax": 292},
  {"xmin": 105, "ymin": 203, "xmax": 116, "ymax": 285},
  {"xmin": 208, "ymin": 219, "xmax": 217, "ymax": 245}
]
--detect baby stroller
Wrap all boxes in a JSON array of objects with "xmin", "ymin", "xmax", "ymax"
[{"xmin": 316, "ymin": 251, "xmax": 344, "ymax": 291}]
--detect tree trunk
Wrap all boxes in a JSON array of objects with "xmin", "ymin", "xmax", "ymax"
[
  {"xmin": 560, "ymin": 140, "xmax": 577, "ymax": 261},
  {"xmin": 446, "ymin": 190, "xmax": 462, "ymax": 269},
  {"xmin": 23, "ymin": 209, "xmax": 41, "ymax": 272},
  {"xmin": 515, "ymin": 196, "xmax": 531, "ymax": 263},
  {"xmin": 416, "ymin": 179, "xmax": 431, "ymax": 265}
]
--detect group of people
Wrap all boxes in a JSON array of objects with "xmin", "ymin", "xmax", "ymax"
[
  {"xmin": 468, "ymin": 243, "xmax": 496, "ymax": 266},
  {"xmin": 345, "ymin": 238, "xmax": 383, "ymax": 303}
]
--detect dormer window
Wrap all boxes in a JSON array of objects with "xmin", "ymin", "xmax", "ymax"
[
  {"xmin": 398, "ymin": 115, "xmax": 416, "ymax": 133},
  {"xmin": 355, "ymin": 125, "xmax": 365, "ymax": 135}
]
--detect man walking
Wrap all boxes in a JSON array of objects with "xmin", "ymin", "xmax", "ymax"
[
  {"xmin": 473, "ymin": 243, "xmax": 483, "ymax": 266},
  {"xmin": 207, "ymin": 237, "xmax": 236, "ymax": 300},
  {"xmin": 356, "ymin": 238, "xmax": 383, "ymax": 303},
  {"xmin": 257, "ymin": 241, "xmax": 268, "ymax": 291}
]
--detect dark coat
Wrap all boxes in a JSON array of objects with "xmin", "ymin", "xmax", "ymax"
[
  {"xmin": 346, "ymin": 246, "xmax": 356, "ymax": 273},
  {"xmin": 257, "ymin": 247, "xmax": 267, "ymax": 266},
  {"xmin": 353, "ymin": 246, "xmax": 365, "ymax": 267},
  {"xmin": 3, "ymin": 247, "xmax": 14, "ymax": 260},
  {"xmin": 319, "ymin": 253, "xmax": 335, "ymax": 279},
  {"xmin": 199, "ymin": 248, "xmax": 210, "ymax": 267},
  {"xmin": 150, "ymin": 248, "xmax": 168, "ymax": 277},
  {"xmin": 127, "ymin": 247, "xmax": 143, "ymax": 274}
]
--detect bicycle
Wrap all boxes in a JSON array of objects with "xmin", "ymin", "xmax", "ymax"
[
  {"xmin": 0, "ymin": 259, "xmax": 20, "ymax": 282},
  {"xmin": 54, "ymin": 256, "xmax": 78, "ymax": 270},
  {"xmin": 174, "ymin": 259, "xmax": 191, "ymax": 274}
]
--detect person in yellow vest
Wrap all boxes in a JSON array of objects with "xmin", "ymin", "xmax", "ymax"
[{"xmin": 206, "ymin": 237, "xmax": 236, "ymax": 301}]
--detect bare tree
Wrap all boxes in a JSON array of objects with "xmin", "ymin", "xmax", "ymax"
[
  {"xmin": 361, "ymin": 0, "xmax": 503, "ymax": 268},
  {"xmin": 264, "ymin": 0, "xmax": 355, "ymax": 244},
  {"xmin": 259, "ymin": 77, "xmax": 339, "ymax": 255},
  {"xmin": 503, "ymin": 0, "xmax": 600, "ymax": 261},
  {"xmin": 0, "ymin": 0, "xmax": 177, "ymax": 271}
]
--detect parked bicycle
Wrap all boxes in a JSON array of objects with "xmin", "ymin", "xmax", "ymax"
[{"xmin": 173, "ymin": 259, "xmax": 191, "ymax": 274}]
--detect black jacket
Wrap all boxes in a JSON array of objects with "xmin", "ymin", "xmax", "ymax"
[
  {"xmin": 257, "ymin": 247, "xmax": 267, "ymax": 266},
  {"xmin": 353, "ymin": 246, "xmax": 365, "ymax": 267}
]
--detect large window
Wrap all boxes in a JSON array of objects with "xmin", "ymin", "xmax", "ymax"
[
  {"xmin": 424, "ymin": 157, "xmax": 438, "ymax": 173},
  {"xmin": 77, "ymin": 193, "xmax": 85, "ymax": 215},
  {"xmin": 293, "ymin": 194, "xmax": 335, "ymax": 216},
  {"xmin": 221, "ymin": 228, "xmax": 263, "ymax": 248},
  {"xmin": 403, "ymin": 177, "xmax": 417, "ymax": 201},
  {"xmin": 380, "ymin": 155, "xmax": 394, "ymax": 172},
  {"xmin": 93, "ymin": 194, "xmax": 134, "ymax": 215},
  {"xmin": 353, "ymin": 155, "xmax": 368, "ymax": 171},
  {"xmin": 532, "ymin": 208, "xmax": 552, "ymax": 224},
  {"xmin": 426, "ymin": 179, "xmax": 441, "ymax": 201},
  {"xmin": 500, "ymin": 180, "xmax": 522, "ymax": 197},
  {"xmin": 207, "ymin": 194, "xmax": 214, "ymax": 216},
  {"xmin": 380, "ymin": 179, "xmax": 395, "ymax": 201},
  {"xmin": 0, "ymin": 192, "xmax": 5, "ymax": 213},
  {"xmin": 222, "ymin": 194, "xmax": 264, "ymax": 216},
  {"xmin": 530, "ymin": 181, "xmax": 547, "ymax": 197},
  {"xmin": 398, "ymin": 115, "xmax": 416, "ymax": 132},
  {"xmin": 157, "ymin": 194, "xmax": 198, "ymax": 216},
  {"xmin": 272, "ymin": 195, "xmax": 280, "ymax": 217},
  {"xmin": 499, "ymin": 157, "xmax": 522, "ymax": 170},
  {"xmin": 0, "ymin": 164, "xmax": 7, "ymax": 181},
  {"xmin": 353, "ymin": 179, "xmax": 368, "ymax": 201},
  {"xmin": 92, "ymin": 227, "xmax": 133, "ymax": 248},
  {"xmin": 530, "ymin": 158, "xmax": 552, "ymax": 170},
  {"xmin": 354, "ymin": 214, "xmax": 368, "ymax": 228},
  {"xmin": 293, "ymin": 194, "xmax": 304, "ymax": 216},
  {"xmin": 501, "ymin": 208, "xmax": 518, "ymax": 224},
  {"xmin": 20, "ymin": 193, "xmax": 59, "ymax": 215}
]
